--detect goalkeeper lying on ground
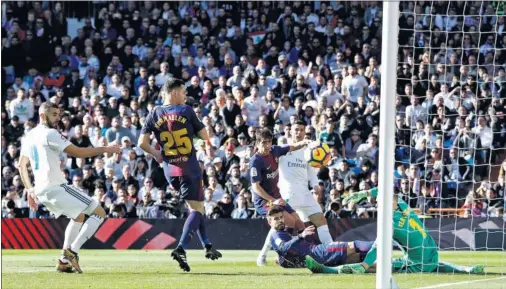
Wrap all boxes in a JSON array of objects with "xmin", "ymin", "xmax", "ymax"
[{"xmin": 305, "ymin": 188, "xmax": 485, "ymax": 274}]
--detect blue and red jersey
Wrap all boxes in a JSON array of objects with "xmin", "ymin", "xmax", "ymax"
[
  {"xmin": 249, "ymin": 145, "xmax": 290, "ymax": 208},
  {"xmin": 141, "ymin": 104, "xmax": 204, "ymax": 177},
  {"xmin": 271, "ymin": 229, "xmax": 348, "ymax": 266}
]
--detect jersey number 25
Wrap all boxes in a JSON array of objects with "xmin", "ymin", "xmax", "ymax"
[{"xmin": 160, "ymin": 128, "xmax": 192, "ymax": 156}]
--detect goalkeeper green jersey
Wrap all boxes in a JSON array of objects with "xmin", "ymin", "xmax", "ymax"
[{"xmin": 370, "ymin": 188, "xmax": 438, "ymax": 261}]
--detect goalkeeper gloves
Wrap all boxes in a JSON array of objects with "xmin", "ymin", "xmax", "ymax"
[{"xmin": 342, "ymin": 190, "xmax": 370, "ymax": 206}]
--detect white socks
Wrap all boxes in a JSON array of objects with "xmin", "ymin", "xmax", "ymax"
[
  {"xmin": 70, "ymin": 215, "xmax": 104, "ymax": 253},
  {"xmin": 317, "ymin": 225, "xmax": 333, "ymax": 244},
  {"xmin": 259, "ymin": 228, "xmax": 275, "ymax": 257},
  {"xmin": 60, "ymin": 220, "xmax": 83, "ymax": 262}
]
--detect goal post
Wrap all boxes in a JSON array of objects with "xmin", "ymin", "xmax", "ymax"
[{"xmin": 377, "ymin": 1, "xmax": 400, "ymax": 289}]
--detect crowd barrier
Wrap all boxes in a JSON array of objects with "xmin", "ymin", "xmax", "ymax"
[{"xmin": 2, "ymin": 218, "xmax": 504, "ymax": 250}]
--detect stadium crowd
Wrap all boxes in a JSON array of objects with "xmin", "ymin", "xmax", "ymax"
[{"xmin": 1, "ymin": 1, "xmax": 505, "ymax": 220}]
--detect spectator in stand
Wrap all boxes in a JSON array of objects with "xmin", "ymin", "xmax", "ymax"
[{"xmin": 1, "ymin": 1, "xmax": 504, "ymax": 220}]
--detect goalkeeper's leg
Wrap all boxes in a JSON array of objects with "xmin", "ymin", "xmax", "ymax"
[
  {"xmin": 437, "ymin": 261, "xmax": 485, "ymax": 274},
  {"xmin": 305, "ymin": 241, "xmax": 375, "ymax": 274}
]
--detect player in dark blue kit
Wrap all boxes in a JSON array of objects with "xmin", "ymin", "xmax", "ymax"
[
  {"xmin": 266, "ymin": 207, "xmax": 374, "ymax": 269},
  {"xmin": 250, "ymin": 128, "xmax": 310, "ymax": 266},
  {"xmin": 138, "ymin": 78, "xmax": 222, "ymax": 272}
]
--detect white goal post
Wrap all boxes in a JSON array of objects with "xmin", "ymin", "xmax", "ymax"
[{"xmin": 377, "ymin": 2, "xmax": 400, "ymax": 289}]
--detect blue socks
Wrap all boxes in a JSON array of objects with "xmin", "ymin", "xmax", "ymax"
[
  {"xmin": 197, "ymin": 213, "xmax": 210, "ymax": 247},
  {"xmin": 178, "ymin": 211, "xmax": 210, "ymax": 249}
]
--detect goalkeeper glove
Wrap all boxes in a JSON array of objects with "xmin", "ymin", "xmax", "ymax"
[{"xmin": 342, "ymin": 190, "xmax": 369, "ymax": 206}]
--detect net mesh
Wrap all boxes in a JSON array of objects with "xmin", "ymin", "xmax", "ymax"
[{"xmin": 392, "ymin": 1, "xmax": 505, "ymax": 288}]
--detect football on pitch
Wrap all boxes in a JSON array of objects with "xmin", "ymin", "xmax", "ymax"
[{"xmin": 304, "ymin": 142, "xmax": 331, "ymax": 168}]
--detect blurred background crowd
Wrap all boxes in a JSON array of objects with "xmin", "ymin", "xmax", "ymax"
[{"xmin": 1, "ymin": 1, "xmax": 505, "ymax": 220}]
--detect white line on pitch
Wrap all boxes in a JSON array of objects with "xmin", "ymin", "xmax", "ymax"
[{"xmin": 414, "ymin": 276, "xmax": 506, "ymax": 289}]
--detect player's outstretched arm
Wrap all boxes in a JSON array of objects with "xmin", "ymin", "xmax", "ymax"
[
  {"xmin": 17, "ymin": 155, "xmax": 37, "ymax": 211},
  {"xmin": 289, "ymin": 139, "xmax": 312, "ymax": 152},
  {"xmin": 64, "ymin": 143, "xmax": 121, "ymax": 158},
  {"xmin": 138, "ymin": 133, "xmax": 163, "ymax": 163},
  {"xmin": 343, "ymin": 188, "xmax": 378, "ymax": 205}
]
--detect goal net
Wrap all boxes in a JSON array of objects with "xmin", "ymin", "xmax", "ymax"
[{"xmin": 379, "ymin": 1, "xmax": 506, "ymax": 288}]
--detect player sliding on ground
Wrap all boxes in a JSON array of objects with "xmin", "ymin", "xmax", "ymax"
[
  {"xmin": 305, "ymin": 188, "xmax": 485, "ymax": 275},
  {"xmin": 266, "ymin": 206, "xmax": 374, "ymax": 268},
  {"xmin": 18, "ymin": 102, "xmax": 122, "ymax": 273},
  {"xmin": 138, "ymin": 78, "xmax": 222, "ymax": 272},
  {"xmin": 250, "ymin": 128, "xmax": 311, "ymax": 266}
]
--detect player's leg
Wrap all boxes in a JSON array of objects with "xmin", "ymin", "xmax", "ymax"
[
  {"xmin": 311, "ymin": 240, "xmax": 376, "ymax": 274},
  {"xmin": 307, "ymin": 213, "xmax": 332, "ymax": 244},
  {"xmin": 171, "ymin": 176, "xmax": 221, "ymax": 272},
  {"xmin": 42, "ymin": 184, "xmax": 102, "ymax": 273},
  {"xmin": 58, "ymin": 213, "xmax": 84, "ymax": 273},
  {"xmin": 256, "ymin": 204, "xmax": 273, "ymax": 266},
  {"xmin": 289, "ymin": 193, "xmax": 333, "ymax": 244},
  {"xmin": 437, "ymin": 260, "xmax": 485, "ymax": 274},
  {"xmin": 185, "ymin": 199, "xmax": 222, "ymax": 260},
  {"xmin": 65, "ymin": 200, "xmax": 106, "ymax": 274}
]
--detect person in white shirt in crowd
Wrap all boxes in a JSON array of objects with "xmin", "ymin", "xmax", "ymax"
[
  {"xmin": 319, "ymin": 78, "xmax": 344, "ymax": 108},
  {"xmin": 405, "ymin": 95, "xmax": 427, "ymax": 129},
  {"xmin": 84, "ymin": 47, "xmax": 100, "ymax": 72},
  {"xmin": 203, "ymin": 188, "xmax": 217, "ymax": 217},
  {"xmin": 138, "ymin": 177, "xmax": 160, "ymax": 202},
  {"xmin": 105, "ymin": 151, "xmax": 128, "ymax": 180},
  {"xmin": 242, "ymin": 85, "xmax": 269, "ymax": 127},
  {"xmin": 434, "ymin": 83, "xmax": 460, "ymax": 112},
  {"xmin": 106, "ymin": 74, "xmax": 123, "ymax": 99},
  {"xmin": 9, "ymin": 88, "xmax": 34, "ymax": 124},
  {"xmin": 195, "ymin": 47, "xmax": 208, "ymax": 68},
  {"xmin": 342, "ymin": 65, "xmax": 368, "ymax": 103},
  {"xmin": 155, "ymin": 62, "xmax": 172, "ymax": 87}
]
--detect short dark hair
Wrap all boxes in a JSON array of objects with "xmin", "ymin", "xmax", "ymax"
[
  {"xmin": 161, "ymin": 78, "xmax": 185, "ymax": 94},
  {"xmin": 267, "ymin": 206, "xmax": 284, "ymax": 217},
  {"xmin": 256, "ymin": 128, "xmax": 273, "ymax": 144},
  {"xmin": 293, "ymin": 120, "xmax": 305, "ymax": 126}
]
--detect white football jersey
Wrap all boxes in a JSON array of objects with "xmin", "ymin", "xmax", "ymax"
[
  {"xmin": 20, "ymin": 125, "xmax": 71, "ymax": 193},
  {"xmin": 278, "ymin": 148, "xmax": 319, "ymax": 200}
]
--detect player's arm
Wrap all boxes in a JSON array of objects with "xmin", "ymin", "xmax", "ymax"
[
  {"xmin": 251, "ymin": 182, "xmax": 276, "ymax": 202},
  {"xmin": 274, "ymin": 227, "xmax": 315, "ymax": 254},
  {"xmin": 190, "ymin": 106, "xmax": 209, "ymax": 141},
  {"xmin": 343, "ymin": 187, "xmax": 378, "ymax": 205},
  {"xmin": 250, "ymin": 158, "xmax": 282, "ymax": 204},
  {"xmin": 137, "ymin": 110, "xmax": 163, "ymax": 163},
  {"xmin": 47, "ymin": 128, "xmax": 120, "ymax": 158},
  {"xmin": 138, "ymin": 133, "xmax": 163, "ymax": 163},
  {"xmin": 308, "ymin": 165, "xmax": 320, "ymax": 189},
  {"xmin": 17, "ymin": 145, "xmax": 37, "ymax": 211},
  {"xmin": 288, "ymin": 139, "xmax": 312, "ymax": 152},
  {"xmin": 64, "ymin": 144, "xmax": 120, "ymax": 158},
  {"xmin": 196, "ymin": 128, "xmax": 210, "ymax": 142}
]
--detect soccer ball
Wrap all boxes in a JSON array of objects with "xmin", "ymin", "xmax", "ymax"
[{"xmin": 304, "ymin": 142, "xmax": 331, "ymax": 168}]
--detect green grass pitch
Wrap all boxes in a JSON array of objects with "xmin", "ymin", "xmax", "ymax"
[{"xmin": 2, "ymin": 250, "xmax": 505, "ymax": 289}]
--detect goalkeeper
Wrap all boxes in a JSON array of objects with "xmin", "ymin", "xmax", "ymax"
[{"xmin": 305, "ymin": 188, "xmax": 485, "ymax": 274}]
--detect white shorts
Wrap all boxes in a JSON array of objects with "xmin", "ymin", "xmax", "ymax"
[
  {"xmin": 285, "ymin": 191, "xmax": 323, "ymax": 222},
  {"xmin": 36, "ymin": 184, "xmax": 99, "ymax": 219}
]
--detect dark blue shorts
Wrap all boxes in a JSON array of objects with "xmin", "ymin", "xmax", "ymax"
[
  {"xmin": 168, "ymin": 176, "xmax": 204, "ymax": 202},
  {"xmin": 255, "ymin": 201, "xmax": 295, "ymax": 217},
  {"xmin": 311, "ymin": 242, "xmax": 348, "ymax": 266}
]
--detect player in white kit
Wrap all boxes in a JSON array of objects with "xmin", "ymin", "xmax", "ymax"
[
  {"xmin": 279, "ymin": 120, "xmax": 333, "ymax": 244},
  {"xmin": 256, "ymin": 120, "xmax": 333, "ymax": 266},
  {"xmin": 18, "ymin": 102, "xmax": 121, "ymax": 273}
]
